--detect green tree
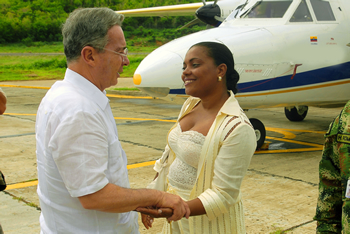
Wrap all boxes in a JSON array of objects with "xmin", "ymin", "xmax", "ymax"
[{"xmin": 0, "ymin": 0, "xmax": 204, "ymax": 43}]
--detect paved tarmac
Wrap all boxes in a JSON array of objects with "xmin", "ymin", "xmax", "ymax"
[
  {"xmin": 0, "ymin": 78, "xmax": 139, "ymax": 234},
  {"xmin": 0, "ymin": 78, "xmax": 344, "ymax": 233}
]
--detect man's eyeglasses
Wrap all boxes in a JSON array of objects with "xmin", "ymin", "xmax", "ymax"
[{"xmin": 95, "ymin": 47, "xmax": 128, "ymax": 62}]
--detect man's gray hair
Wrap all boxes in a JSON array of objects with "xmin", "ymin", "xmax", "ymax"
[{"xmin": 62, "ymin": 8, "xmax": 124, "ymax": 63}]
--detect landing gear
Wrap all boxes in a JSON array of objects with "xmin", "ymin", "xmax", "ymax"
[
  {"xmin": 284, "ymin": 106, "xmax": 308, "ymax": 121},
  {"xmin": 249, "ymin": 118, "xmax": 266, "ymax": 150}
]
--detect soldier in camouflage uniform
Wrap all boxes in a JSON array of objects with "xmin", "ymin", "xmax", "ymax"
[{"xmin": 314, "ymin": 100, "xmax": 350, "ymax": 233}]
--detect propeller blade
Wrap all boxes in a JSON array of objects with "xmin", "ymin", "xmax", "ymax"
[
  {"xmin": 213, "ymin": 0, "xmax": 218, "ymax": 6},
  {"xmin": 202, "ymin": 0, "xmax": 206, "ymax": 5},
  {"xmin": 177, "ymin": 18, "xmax": 202, "ymax": 30},
  {"xmin": 214, "ymin": 15, "xmax": 225, "ymax": 21}
]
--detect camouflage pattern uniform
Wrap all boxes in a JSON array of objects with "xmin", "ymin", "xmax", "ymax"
[{"xmin": 314, "ymin": 100, "xmax": 350, "ymax": 233}]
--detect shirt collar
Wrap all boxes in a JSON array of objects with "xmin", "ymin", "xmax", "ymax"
[
  {"xmin": 64, "ymin": 68, "xmax": 109, "ymax": 110},
  {"xmin": 218, "ymin": 90, "xmax": 242, "ymax": 116},
  {"xmin": 189, "ymin": 90, "xmax": 242, "ymax": 117}
]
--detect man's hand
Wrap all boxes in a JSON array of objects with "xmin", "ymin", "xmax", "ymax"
[
  {"xmin": 137, "ymin": 192, "xmax": 190, "ymax": 222},
  {"xmin": 157, "ymin": 192, "xmax": 190, "ymax": 221}
]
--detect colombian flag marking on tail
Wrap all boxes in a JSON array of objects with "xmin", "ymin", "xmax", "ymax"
[{"xmin": 310, "ymin": 36, "xmax": 318, "ymax": 42}]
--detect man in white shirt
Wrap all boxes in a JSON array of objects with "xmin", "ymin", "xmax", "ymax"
[
  {"xmin": 36, "ymin": 8, "xmax": 189, "ymax": 234},
  {"xmin": 0, "ymin": 87, "xmax": 6, "ymax": 115}
]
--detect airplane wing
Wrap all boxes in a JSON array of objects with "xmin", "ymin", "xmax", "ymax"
[{"xmin": 115, "ymin": 2, "xmax": 213, "ymax": 17}]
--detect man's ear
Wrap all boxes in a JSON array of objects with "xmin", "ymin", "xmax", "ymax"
[
  {"xmin": 81, "ymin": 46, "xmax": 98, "ymax": 67},
  {"xmin": 218, "ymin": 63, "xmax": 227, "ymax": 78}
]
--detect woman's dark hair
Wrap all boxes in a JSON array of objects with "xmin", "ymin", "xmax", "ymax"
[{"xmin": 190, "ymin": 41, "xmax": 240, "ymax": 94}]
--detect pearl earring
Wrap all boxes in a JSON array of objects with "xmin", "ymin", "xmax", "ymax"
[{"xmin": 218, "ymin": 76, "xmax": 222, "ymax": 81}]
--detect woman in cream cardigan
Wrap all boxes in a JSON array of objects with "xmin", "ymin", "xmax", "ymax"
[{"xmin": 138, "ymin": 41, "xmax": 256, "ymax": 234}]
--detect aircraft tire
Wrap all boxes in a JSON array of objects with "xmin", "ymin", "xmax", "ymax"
[
  {"xmin": 284, "ymin": 106, "xmax": 308, "ymax": 121},
  {"xmin": 249, "ymin": 118, "xmax": 266, "ymax": 150}
]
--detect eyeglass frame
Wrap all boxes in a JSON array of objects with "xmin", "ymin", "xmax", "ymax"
[{"xmin": 95, "ymin": 47, "xmax": 128, "ymax": 62}]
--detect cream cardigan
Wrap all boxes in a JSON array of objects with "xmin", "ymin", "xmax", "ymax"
[{"xmin": 153, "ymin": 91, "xmax": 256, "ymax": 234}]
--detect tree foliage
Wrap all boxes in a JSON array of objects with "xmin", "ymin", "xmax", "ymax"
[{"xmin": 0, "ymin": 0, "xmax": 204, "ymax": 43}]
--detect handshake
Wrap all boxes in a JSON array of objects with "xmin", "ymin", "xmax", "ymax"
[{"xmin": 136, "ymin": 191, "xmax": 191, "ymax": 229}]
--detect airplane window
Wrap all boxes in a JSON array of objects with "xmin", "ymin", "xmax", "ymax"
[
  {"xmin": 244, "ymin": 1, "xmax": 293, "ymax": 18},
  {"xmin": 310, "ymin": 0, "xmax": 335, "ymax": 21},
  {"xmin": 231, "ymin": 4, "xmax": 247, "ymax": 19},
  {"xmin": 290, "ymin": 0, "xmax": 313, "ymax": 22}
]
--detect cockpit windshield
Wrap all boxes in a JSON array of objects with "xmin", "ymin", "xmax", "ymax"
[{"xmin": 242, "ymin": 0, "xmax": 293, "ymax": 18}]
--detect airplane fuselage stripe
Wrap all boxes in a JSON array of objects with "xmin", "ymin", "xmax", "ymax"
[
  {"xmin": 236, "ymin": 79, "xmax": 350, "ymax": 97},
  {"xmin": 169, "ymin": 62, "xmax": 350, "ymax": 97},
  {"xmin": 237, "ymin": 62, "xmax": 350, "ymax": 93}
]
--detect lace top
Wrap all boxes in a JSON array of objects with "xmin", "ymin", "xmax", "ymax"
[{"xmin": 167, "ymin": 123, "xmax": 206, "ymax": 191}]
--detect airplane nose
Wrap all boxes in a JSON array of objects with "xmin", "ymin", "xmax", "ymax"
[
  {"xmin": 133, "ymin": 49, "xmax": 184, "ymax": 97},
  {"xmin": 133, "ymin": 74, "xmax": 142, "ymax": 85}
]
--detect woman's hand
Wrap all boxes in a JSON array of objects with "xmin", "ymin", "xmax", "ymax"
[
  {"xmin": 137, "ymin": 207, "xmax": 174, "ymax": 223},
  {"xmin": 141, "ymin": 213, "xmax": 154, "ymax": 229}
]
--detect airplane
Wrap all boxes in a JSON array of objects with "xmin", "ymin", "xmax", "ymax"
[
  {"xmin": 118, "ymin": 0, "xmax": 350, "ymax": 149},
  {"xmin": 116, "ymin": 0, "xmax": 242, "ymax": 29}
]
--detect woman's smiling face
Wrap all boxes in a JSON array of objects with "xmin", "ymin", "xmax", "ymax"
[{"xmin": 181, "ymin": 46, "xmax": 222, "ymax": 98}]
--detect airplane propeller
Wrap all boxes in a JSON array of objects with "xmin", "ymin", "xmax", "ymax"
[{"xmin": 178, "ymin": 0, "xmax": 222, "ymax": 30}]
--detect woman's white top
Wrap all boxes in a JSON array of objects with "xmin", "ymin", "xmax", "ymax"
[{"xmin": 167, "ymin": 123, "xmax": 205, "ymax": 193}]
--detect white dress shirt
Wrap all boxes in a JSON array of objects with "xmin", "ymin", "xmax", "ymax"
[{"xmin": 36, "ymin": 69, "xmax": 139, "ymax": 234}]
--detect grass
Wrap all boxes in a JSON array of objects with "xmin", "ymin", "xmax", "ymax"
[
  {"xmin": 269, "ymin": 224, "xmax": 290, "ymax": 234},
  {"xmin": 0, "ymin": 41, "xmax": 158, "ymax": 54},
  {"xmin": 0, "ymin": 42, "xmax": 158, "ymax": 81},
  {"xmin": 0, "ymin": 55, "xmax": 66, "ymax": 81},
  {"xmin": 24, "ymin": 178, "xmax": 38, "ymax": 182},
  {"xmin": 0, "ymin": 41, "xmax": 65, "ymax": 53},
  {"xmin": 270, "ymin": 230, "xmax": 284, "ymax": 234},
  {"xmin": 12, "ymin": 195, "xmax": 40, "ymax": 210}
]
